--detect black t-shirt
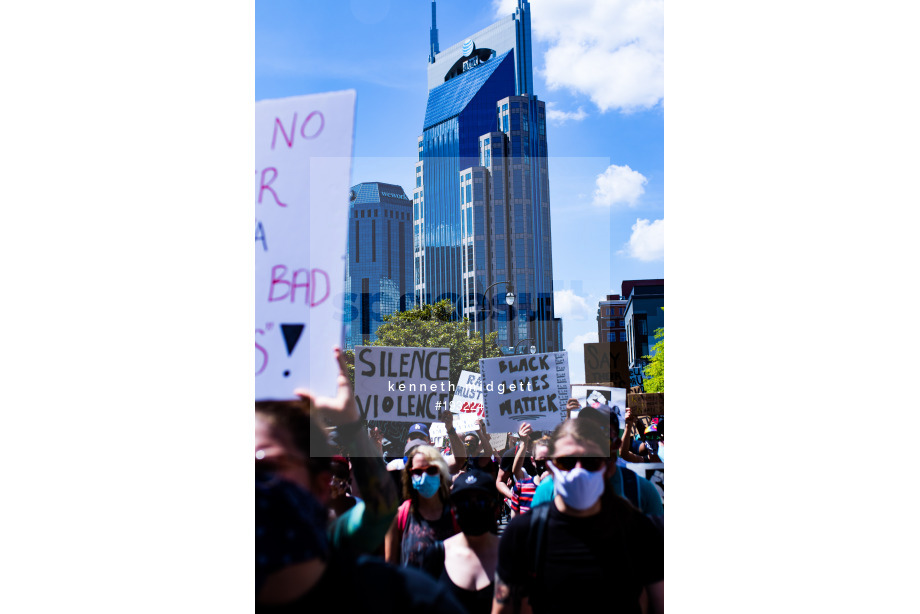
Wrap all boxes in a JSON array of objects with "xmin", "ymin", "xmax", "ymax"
[
  {"xmin": 496, "ymin": 493, "xmax": 664, "ymax": 614},
  {"xmin": 256, "ymin": 551, "xmax": 466, "ymax": 614}
]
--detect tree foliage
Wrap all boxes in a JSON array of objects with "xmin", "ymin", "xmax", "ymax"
[
  {"xmin": 343, "ymin": 299, "xmax": 503, "ymax": 386},
  {"xmin": 642, "ymin": 309, "xmax": 664, "ymax": 393}
]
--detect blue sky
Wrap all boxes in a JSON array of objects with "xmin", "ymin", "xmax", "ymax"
[{"xmin": 256, "ymin": 0, "xmax": 664, "ymax": 383}]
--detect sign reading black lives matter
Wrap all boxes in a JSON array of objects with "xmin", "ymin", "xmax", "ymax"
[
  {"xmin": 354, "ymin": 346, "xmax": 451, "ymax": 423},
  {"xmin": 480, "ymin": 351, "xmax": 570, "ymax": 434}
]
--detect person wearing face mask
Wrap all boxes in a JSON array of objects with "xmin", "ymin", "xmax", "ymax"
[
  {"xmin": 492, "ymin": 415, "xmax": 664, "ymax": 614},
  {"xmin": 385, "ymin": 445, "xmax": 460, "ymax": 568},
  {"xmin": 530, "ymin": 400, "xmax": 664, "ymax": 517},
  {"xmin": 256, "ymin": 470, "xmax": 466, "ymax": 614},
  {"xmin": 417, "ymin": 470, "xmax": 500, "ymax": 614},
  {"xmin": 508, "ymin": 424, "xmax": 550, "ymax": 518}
]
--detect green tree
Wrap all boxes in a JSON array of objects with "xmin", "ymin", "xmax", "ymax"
[
  {"xmin": 343, "ymin": 299, "xmax": 503, "ymax": 386},
  {"xmin": 642, "ymin": 309, "xmax": 664, "ymax": 393}
]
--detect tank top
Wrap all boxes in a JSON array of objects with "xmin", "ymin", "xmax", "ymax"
[{"xmin": 400, "ymin": 504, "xmax": 456, "ymax": 568}]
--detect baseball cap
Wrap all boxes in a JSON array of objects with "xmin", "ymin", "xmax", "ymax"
[
  {"xmin": 404, "ymin": 439, "xmax": 425, "ymax": 455},
  {"xmin": 644, "ymin": 422, "xmax": 658, "ymax": 435},
  {"xmin": 408, "ymin": 423, "xmax": 430, "ymax": 440},
  {"xmin": 450, "ymin": 469, "xmax": 497, "ymax": 500}
]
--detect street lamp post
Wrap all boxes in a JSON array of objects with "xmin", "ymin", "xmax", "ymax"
[
  {"xmin": 514, "ymin": 338, "xmax": 536, "ymax": 355},
  {"xmin": 481, "ymin": 281, "xmax": 515, "ymax": 360}
]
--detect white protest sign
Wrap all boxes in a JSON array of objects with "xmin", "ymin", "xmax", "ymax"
[
  {"xmin": 450, "ymin": 370, "xmax": 484, "ymax": 433},
  {"xmin": 354, "ymin": 346, "xmax": 451, "ymax": 423},
  {"xmin": 571, "ymin": 385, "xmax": 627, "ymax": 427},
  {"xmin": 479, "ymin": 351, "xmax": 570, "ymax": 434},
  {"xmin": 255, "ymin": 91, "xmax": 356, "ymax": 400}
]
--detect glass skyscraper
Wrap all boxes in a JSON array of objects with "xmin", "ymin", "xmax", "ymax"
[
  {"xmin": 343, "ymin": 182, "xmax": 413, "ymax": 349},
  {"xmin": 414, "ymin": 0, "xmax": 562, "ymax": 353}
]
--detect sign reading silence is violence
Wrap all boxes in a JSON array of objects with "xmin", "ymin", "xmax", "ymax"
[
  {"xmin": 480, "ymin": 351, "xmax": 571, "ymax": 434},
  {"xmin": 354, "ymin": 346, "xmax": 451, "ymax": 422}
]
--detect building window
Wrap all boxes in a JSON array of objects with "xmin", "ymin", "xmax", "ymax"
[
  {"xmin": 619, "ymin": 331, "xmax": 627, "ymax": 342},
  {"xmin": 371, "ymin": 219, "xmax": 376, "ymax": 262},
  {"xmin": 607, "ymin": 320, "xmax": 615, "ymax": 328},
  {"xmin": 607, "ymin": 332, "xmax": 615, "ymax": 342},
  {"xmin": 639, "ymin": 320, "xmax": 647, "ymax": 335},
  {"xmin": 354, "ymin": 220, "xmax": 359, "ymax": 263},
  {"xmin": 416, "ymin": 177, "xmax": 421, "ymax": 188}
]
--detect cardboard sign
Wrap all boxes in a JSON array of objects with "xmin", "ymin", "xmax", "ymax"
[
  {"xmin": 583, "ymin": 342, "xmax": 630, "ymax": 388},
  {"xmin": 626, "ymin": 392, "xmax": 664, "ymax": 415},
  {"xmin": 354, "ymin": 346, "xmax": 451, "ymax": 423},
  {"xmin": 629, "ymin": 366, "xmax": 646, "ymax": 389},
  {"xmin": 450, "ymin": 370, "xmax": 484, "ymax": 433},
  {"xmin": 571, "ymin": 385, "xmax": 626, "ymax": 427},
  {"xmin": 480, "ymin": 351, "xmax": 570, "ymax": 434},
  {"xmin": 255, "ymin": 91, "xmax": 356, "ymax": 400}
]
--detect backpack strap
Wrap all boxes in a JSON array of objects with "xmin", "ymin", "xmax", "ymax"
[
  {"xmin": 397, "ymin": 499, "xmax": 412, "ymax": 532},
  {"xmin": 526, "ymin": 502, "xmax": 551, "ymax": 605},
  {"xmin": 621, "ymin": 466, "xmax": 639, "ymax": 509}
]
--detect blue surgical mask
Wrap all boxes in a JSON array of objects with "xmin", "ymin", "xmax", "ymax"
[
  {"xmin": 549, "ymin": 462, "xmax": 605, "ymax": 510},
  {"xmin": 411, "ymin": 472, "xmax": 441, "ymax": 499}
]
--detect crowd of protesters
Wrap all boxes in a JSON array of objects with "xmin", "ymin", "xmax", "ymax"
[{"xmin": 255, "ymin": 348, "xmax": 664, "ymax": 613}]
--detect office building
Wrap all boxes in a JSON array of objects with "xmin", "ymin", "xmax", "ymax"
[
  {"xmin": 597, "ymin": 294, "xmax": 629, "ymax": 343},
  {"xmin": 343, "ymin": 182, "xmax": 413, "ymax": 349},
  {"xmin": 621, "ymin": 279, "xmax": 665, "ymax": 369},
  {"xmin": 413, "ymin": 0, "xmax": 562, "ymax": 353}
]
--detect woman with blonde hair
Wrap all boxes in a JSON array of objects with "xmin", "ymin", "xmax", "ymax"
[{"xmin": 385, "ymin": 444, "xmax": 459, "ymax": 568}]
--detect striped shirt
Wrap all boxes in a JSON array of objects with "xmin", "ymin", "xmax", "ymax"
[{"xmin": 511, "ymin": 475, "xmax": 537, "ymax": 515}]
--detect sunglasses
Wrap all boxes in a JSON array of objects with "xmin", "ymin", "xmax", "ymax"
[
  {"xmin": 410, "ymin": 466, "xmax": 441, "ymax": 477},
  {"xmin": 552, "ymin": 456, "xmax": 606, "ymax": 472}
]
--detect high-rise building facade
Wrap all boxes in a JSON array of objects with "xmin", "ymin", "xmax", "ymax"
[
  {"xmin": 597, "ymin": 294, "xmax": 629, "ymax": 343},
  {"xmin": 621, "ymin": 279, "xmax": 665, "ymax": 369},
  {"xmin": 413, "ymin": 0, "xmax": 561, "ymax": 353},
  {"xmin": 343, "ymin": 182, "xmax": 413, "ymax": 349}
]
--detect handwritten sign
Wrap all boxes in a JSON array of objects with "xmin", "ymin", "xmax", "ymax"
[
  {"xmin": 354, "ymin": 346, "xmax": 451, "ymax": 423},
  {"xmin": 571, "ymin": 385, "xmax": 626, "ymax": 427},
  {"xmin": 450, "ymin": 370, "xmax": 484, "ymax": 433},
  {"xmin": 480, "ymin": 351, "xmax": 570, "ymax": 434},
  {"xmin": 626, "ymin": 392, "xmax": 664, "ymax": 416},
  {"xmin": 583, "ymin": 342, "xmax": 630, "ymax": 388},
  {"xmin": 255, "ymin": 91, "xmax": 356, "ymax": 400}
]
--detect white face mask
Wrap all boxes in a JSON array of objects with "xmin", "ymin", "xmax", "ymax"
[{"xmin": 549, "ymin": 462, "xmax": 606, "ymax": 510}]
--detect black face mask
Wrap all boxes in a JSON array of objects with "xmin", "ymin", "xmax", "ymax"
[
  {"xmin": 454, "ymin": 497, "xmax": 496, "ymax": 536},
  {"xmin": 534, "ymin": 460, "xmax": 547, "ymax": 474}
]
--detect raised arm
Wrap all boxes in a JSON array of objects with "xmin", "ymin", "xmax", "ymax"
[
  {"xmin": 442, "ymin": 410, "xmax": 467, "ymax": 473},
  {"xmin": 619, "ymin": 407, "xmax": 646, "ymax": 464},
  {"xmin": 478, "ymin": 417, "xmax": 494, "ymax": 458},
  {"xmin": 510, "ymin": 422, "xmax": 532, "ymax": 481},
  {"xmin": 295, "ymin": 347, "xmax": 398, "ymax": 556}
]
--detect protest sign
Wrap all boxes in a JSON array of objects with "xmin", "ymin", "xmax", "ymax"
[
  {"xmin": 450, "ymin": 370, "xmax": 484, "ymax": 433},
  {"xmin": 480, "ymin": 352, "xmax": 570, "ymax": 434},
  {"xmin": 626, "ymin": 392, "xmax": 664, "ymax": 415},
  {"xmin": 255, "ymin": 90, "xmax": 356, "ymax": 400},
  {"xmin": 354, "ymin": 346, "xmax": 451, "ymax": 423},
  {"xmin": 571, "ymin": 385, "xmax": 626, "ymax": 427},
  {"xmin": 583, "ymin": 342, "xmax": 630, "ymax": 388},
  {"xmin": 624, "ymin": 462, "xmax": 664, "ymax": 504}
]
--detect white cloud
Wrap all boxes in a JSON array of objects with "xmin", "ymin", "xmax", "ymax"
[
  {"xmin": 494, "ymin": 0, "xmax": 663, "ymax": 113},
  {"xmin": 592, "ymin": 164, "xmax": 647, "ymax": 207},
  {"xmin": 625, "ymin": 218, "xmax": 664, "ymax": 261},
  {"xmin": 565, "ymin": 331, "xmax": 599, "ymax": 385},
  {"xmin": 566, "ymin": 331, "xmax": 598, "ymax": 353},
  {"xmin": 554, "ymin": 289, "xmax": 593, "ymax": 321},
  {"xmin": 545, "ymin": 102, "xmax": 587, "ymax": 124}
]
